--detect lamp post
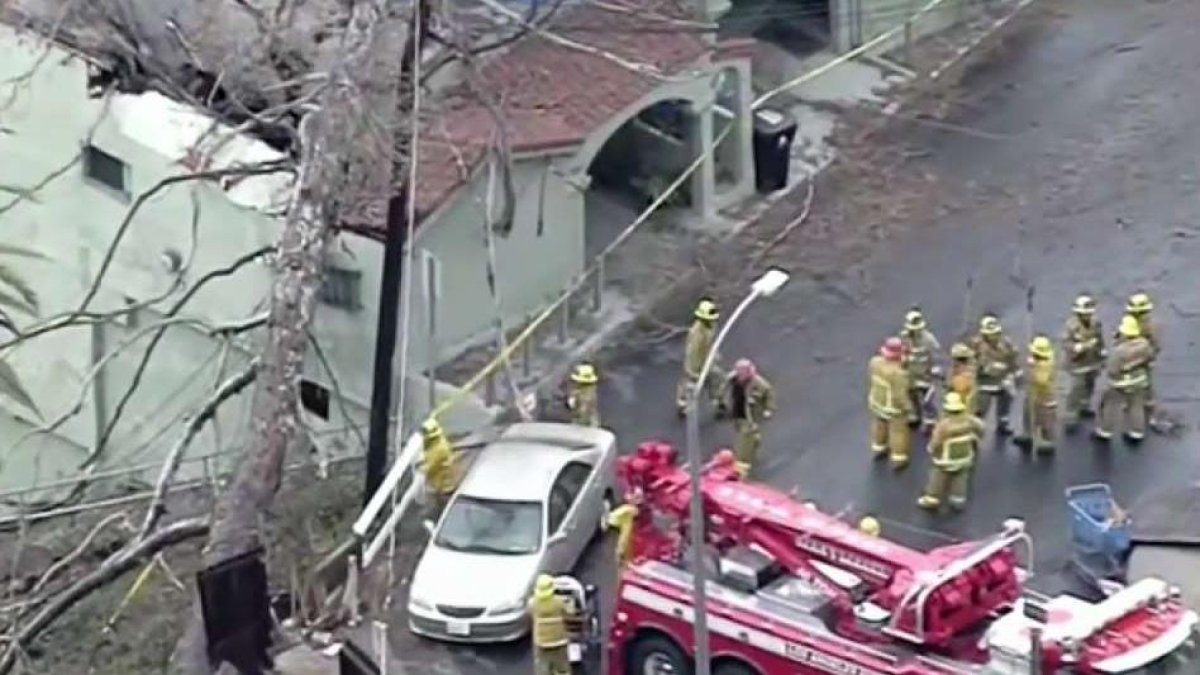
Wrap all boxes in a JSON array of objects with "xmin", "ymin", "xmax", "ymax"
[{"xmin": 685, "ymin": 268, "xmax": 790, "ymax": 675}]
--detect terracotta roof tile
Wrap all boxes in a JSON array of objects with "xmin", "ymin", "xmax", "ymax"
[{"xmin": 345, "ymin": 0, "xmax": 711, "ymax": 238}]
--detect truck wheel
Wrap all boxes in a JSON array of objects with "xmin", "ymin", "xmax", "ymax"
[{"xmin": 627, "ymin": 634, "xmax": 689, "ymax": 675}]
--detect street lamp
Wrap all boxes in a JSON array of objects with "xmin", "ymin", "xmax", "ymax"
[{"xmin": 685, "ymin": 267, "xmax": 789, "ymax": 675}]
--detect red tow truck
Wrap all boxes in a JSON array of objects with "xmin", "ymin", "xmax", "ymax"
[{"xmin": 606, "ymin": 442, "xmax": 1199, "ymax": 674}]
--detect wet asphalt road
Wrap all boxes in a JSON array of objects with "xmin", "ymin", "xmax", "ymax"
[{"xmin": 386, "ymin": 0, "xmax": 1200, "ymax": 671}]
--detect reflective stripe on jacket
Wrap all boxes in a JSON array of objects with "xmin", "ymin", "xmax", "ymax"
[
  {"xmin": 929, "ymin": 413, "xmax": 984, "ymax": 472},
  {"xmin": 868, "ymin": 355, "xmax": 908, "ymax": 419},
  {"xmin": 529, "ymin": 594, "xmax": 569, "ymax": 648}
]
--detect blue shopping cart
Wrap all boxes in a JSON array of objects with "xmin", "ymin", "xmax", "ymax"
[{"xmin": 1065, "ymin": 483, "xmax": 1132, "ymax": 593}]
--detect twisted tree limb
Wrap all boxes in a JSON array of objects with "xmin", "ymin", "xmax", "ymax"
[{"xmin": 0, "ymin": 518, "xmax": 210, "ymax": 674}]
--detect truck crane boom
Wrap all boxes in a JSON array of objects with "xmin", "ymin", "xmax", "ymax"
[{"xmin": 607, "ymin": 441, "xmax": 1199, "ymax": 675}]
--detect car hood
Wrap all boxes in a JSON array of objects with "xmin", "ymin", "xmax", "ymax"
[{"xmin": 411, "ymin": 545, "xmax": 541, "ymax": 609}]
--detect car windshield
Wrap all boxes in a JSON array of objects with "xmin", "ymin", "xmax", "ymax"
[{"xmin": 433, "ymin": 496, "xmax": 543, "ymax": 555}]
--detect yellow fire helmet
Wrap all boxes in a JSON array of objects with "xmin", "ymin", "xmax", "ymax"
[
  {"xmin": 1073, "ymin": 294, "xmax": 1097, "ymax": 314},
  {"xmin": 858, "ymin": 516, "xmax": 881, "ymax": 537},
  {"xmin": 534, "ymin": 574, "xmax": 555, "ymax": 598},
  {"xmin": 1029, "ymin": 335, "xmax": 1053, "ymax": 360},
  {"xmin": 1127, "ymin": 292, "xmax": 1153, "ymax": 314},
  {"xmin": 943, "ymin": 391, "xmax": 967, "ymax": 413},
  {"xmin": 904, "ymin": 308, "xmax": 926, "ymax": 332},
  {"xmin": 421, "ymin": 418, "xmax": 444, "ymax": 439},
  {"xmin": 571, "ymin": 363, "xmax": 598, "ymax": 384},
  {"xmin": 695, "ymin": 299, "xmax": 719, "ymax": 322},
  {"xmin": 950, "ymin": 342, "xmax": 974, "ymax": 360},
  {"xmin": 979, "ymin": 315, "xmax": 1002, "ymax": 336},
  {"xmin": 1118, "ymin": 314, "xmax": 1141, "ymax": 338}
]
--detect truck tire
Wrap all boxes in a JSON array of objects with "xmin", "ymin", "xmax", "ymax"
[{"xmin": 627, "ymin": 634, "xmax": 689, "ymax": 675}]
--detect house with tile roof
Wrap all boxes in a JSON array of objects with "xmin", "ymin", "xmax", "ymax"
[{"xmin": 0, "ymin": 0, "xmax": 757, "ymax": 498}]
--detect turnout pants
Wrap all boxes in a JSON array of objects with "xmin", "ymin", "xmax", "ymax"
[
  {"xmin": 733, "ymin": 418, "xmax": 762, "ymax": 470},
  {"xmin": 923, "ymin": 467, "xmax": 970, "ymax": 507},
  {"xmin": 675, "ymin": 368, "xmax": 724, "ymax": 414},
  {"xmin": 534, "ymin": 645, "xmax": 571, "ymax": 675},
  {"xmin": 976, "ymin": 384, "xmax": 1012, "ymax": 429},
  {"xmin": 1064, "ymin": 369, "xmax": 1099, "ymax": 424},
  {"xmin": 908, "ymin": 382, "xmax": 937, "ymax": 426},
  {"xmin": 1021, "ymin": 399, "xmax": 1057, "ymax": 452},
  {"xmin": 1098, "ymin": 386, "xmax": 1147, "ymax": 439},
  {"xmin": 870, "ymin": 415, "xmax": 911, "ymax": 466}
]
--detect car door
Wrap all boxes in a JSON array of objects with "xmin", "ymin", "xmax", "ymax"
[
  {"xmin": 557, "ymin": 461, "xmax": 598, "ymax": 560},
  {"xmin": 543, "ymin": 461, "xmax": 594, "ymax": 572}
]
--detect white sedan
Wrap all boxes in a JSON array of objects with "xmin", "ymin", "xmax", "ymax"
[{"xmin": 407, "ymin": 422, "xmax": 617, "ymax": 643}]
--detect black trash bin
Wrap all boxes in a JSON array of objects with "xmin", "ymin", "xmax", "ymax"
[{"xmin": 752, "ymin": 107, "xmax": 798, "ymax": 193}]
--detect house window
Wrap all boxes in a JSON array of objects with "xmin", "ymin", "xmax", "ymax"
[
  {"xmin": 319, "ymin": 263, "xmax": 362, "ymax": 310},
  {"xmin": 299, "ymin": 379, "xmax": 331, "ymax": 420},
  {"xmin": 82, "ymin": 145, "xmax": 128, "ymax": 196}
]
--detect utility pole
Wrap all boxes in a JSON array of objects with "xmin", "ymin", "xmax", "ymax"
[{"xmin": 363, "ymin": 0, "xmax": 432, "ymax": 505}]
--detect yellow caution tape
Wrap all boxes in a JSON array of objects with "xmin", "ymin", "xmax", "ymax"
[{"xmin": 103, "ymin": 559, "xmax": 157, "ymax": 633}]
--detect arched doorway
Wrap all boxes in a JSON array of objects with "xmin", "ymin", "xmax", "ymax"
[{"xmin": 584, "ymin": 98, "xmax": 697, "ymax": 259}]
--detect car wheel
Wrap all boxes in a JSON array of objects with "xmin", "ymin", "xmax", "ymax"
[
  {"xmin": 598, "ymin": 491, "xmax": 614, "ymax": 537},
  {"xmin": 627, "ymin": 634, "xmax": 689, "ymax": 675}
]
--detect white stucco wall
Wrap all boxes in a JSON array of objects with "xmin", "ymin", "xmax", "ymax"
[
  {"xmin": 0, "ymin": 24, "xmax": 562, "ymax": 499},
  {"xmin": 406, "ymin": 154, "xmax": 585, "ymax": 364},
  {"xmin": 0, "ymin": 25, "xmax": 385, "ymax": 496}
]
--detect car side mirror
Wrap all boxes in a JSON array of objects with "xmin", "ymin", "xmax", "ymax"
[{"xmin": 422, "ymin": 519, "xmax": 435, "ymax": 535}]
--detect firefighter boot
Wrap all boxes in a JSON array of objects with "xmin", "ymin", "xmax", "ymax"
[
  {"xmin": 918, "ymin": 468, "xmax": 949, "ymax": 509},
  {"xmin": 1125, "ymin": 388, "xmax": 1147, "ymax": 445}
]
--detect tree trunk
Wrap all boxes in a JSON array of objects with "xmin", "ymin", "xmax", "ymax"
[{"xmin": 168, "ymin": 2, "xmax": 392, "ymax": 672}]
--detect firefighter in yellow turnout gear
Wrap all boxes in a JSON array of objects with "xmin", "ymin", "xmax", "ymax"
[
  {"xmin": 529, "ymin": 574, "xmax": 576, "ymax": 675},
  {"xmin": 868, "ymin": 337, "xmax": 914, "ymax": 469},
  {"xmin": 1095, "ymin": 315, "xmax": 1154, "ymax": 443},
  {"xmin": 969, "ymin": 315, "xmax": 1020, "ymax": 435},
  {"xmin": 606, "ymin": 489, "xmax": 642, "ymax": 570},
  {"xmin": 918, "ymin": 393, "xmax": 986, "ymax": 511},
  {"xmin": 1125, "ymin": 292, "xmax": 1160, "ymax": 422},
  {"xmin": 720, "ymin": 359, "xmax": 775, "ymax": 473},
  {"xmin": 900, "ymin": 308, "xmax": 942, "ymax": 429},
  {"xmin": 676, "ymin": 299, "xmax": 724, "ymax": 416},
  {"xmin": 945, "ymin": 342, "xmax": 978, "ymax": 415},
  {"xmin": 1061, "ymin": 295, "xmax": 1105, "ymax": 430},
  {"xmin": 566, "ymin": 363, "xmax": 600, "ymax": 427},
  {"xmin": 420, "ymin": 419, "xmax": 462, "ymax": 517},
  {"xmin": 1016, "ymin": 336, "xmax": 1058, "ymax": 453}
]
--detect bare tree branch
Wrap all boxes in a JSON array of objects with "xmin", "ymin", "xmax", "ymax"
[
  {"xmin": 0, "ymin": 517, "xmax": 209, "ymax": 674},
  {"xmin": 139, "ymin": 362, "xmax": 259, "ymax": 539},
  {"xmin": 26, "ymin": 513, "xmax": 130, "ymax": 600},
  {"xmin": 85, "ymin": 246, "xmax": 275, "ymax": 473}
]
